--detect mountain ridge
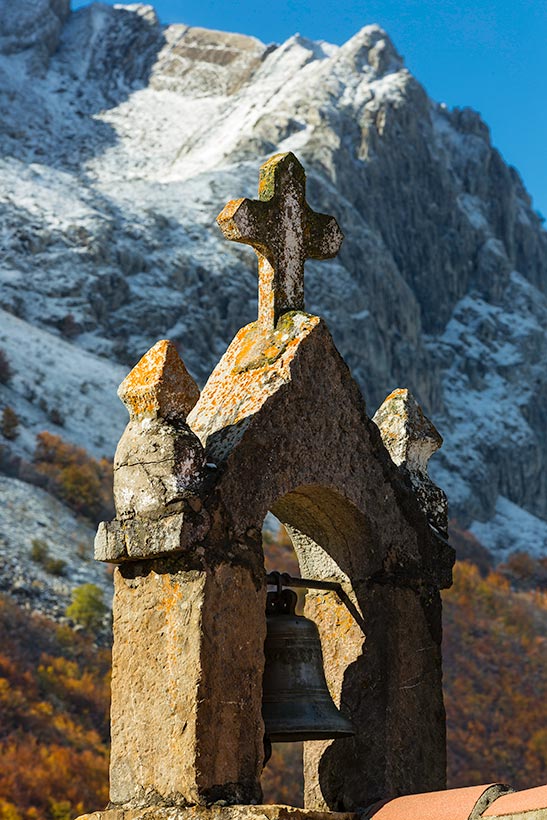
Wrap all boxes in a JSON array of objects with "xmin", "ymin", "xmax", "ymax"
[{"xmin": 0, "ymin": 0, "xmax": 546, "ymax": 560}]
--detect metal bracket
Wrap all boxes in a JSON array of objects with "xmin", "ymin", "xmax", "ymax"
[
  {"xmin": 266, "ymin": 570, "xmax": 365, "ymax": 630},
  {"xmin": 266, "ymin": 570, "xmax": 343, "ymax": 594}
]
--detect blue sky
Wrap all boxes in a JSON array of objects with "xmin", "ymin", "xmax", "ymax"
[{"xmin": 73, "ymin": 0, "xmax": 547, "ymax": 220}]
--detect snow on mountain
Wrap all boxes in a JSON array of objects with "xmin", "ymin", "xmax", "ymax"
[
  {"xmin": 470, "ymin": 496, "xmax": 547, "ymax": 563},
  {"xmin": 0, "ymin": 475, "xmax": 112, "ymax": 620},
  {"xmin": 0, "ymin": 308, "xmax": 127, "ymax": 459},
  {"xmin": 0, "ymin": 0, "xmax": 546, "ymax": 562}
]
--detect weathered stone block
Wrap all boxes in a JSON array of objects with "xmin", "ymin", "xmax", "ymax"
[
  {"xmin": 109, "ymin": 561, "xmax": 265, "ymax": 808},
  {"xmin": 94, "ymin": 514, "xmax": 196, "ymax": 562},
  {"xmin": 113, "ymin": 418, "xmax": 206, "ymax": 521},
  {"xmin": 77, "ymin": 805, "xmax": 358, "ymax": 820},
  {"xmin": 94, "ymin": 520, "xmax": 127, "ymax": 562}
]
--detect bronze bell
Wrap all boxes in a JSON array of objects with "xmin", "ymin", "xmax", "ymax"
[{"xmin": 262, "ymin": 587, "xmax": 354, "ymax": 742}]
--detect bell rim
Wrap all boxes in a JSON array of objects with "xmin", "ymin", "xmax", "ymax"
[{"xmin": 265, "ymin": 728, "xmax": 355, "ymax": 742}]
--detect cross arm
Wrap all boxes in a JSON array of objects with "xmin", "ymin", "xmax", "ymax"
[
  {"xmin": 305, "ymin": 209, "xmax": 344, "ymax": 259},
  {"xmin": 217, "ymin": 197, "xmax": 272, "ymax": 259}
]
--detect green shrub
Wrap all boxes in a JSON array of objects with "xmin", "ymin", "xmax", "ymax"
[
  {"xmin": 30, "ymin": 538, "xmax": 49, "ymax": 564},
  {"xmin": 30, "ymin": 540, "xmax": 66, "ymax": 576},
  {"xmin": 1, "ymin": 406, "xmax": 19, "ymax": 440},
  {"xmin": 66, "ymin": 584, "xmax": 108, "ymax": 632},
  {"xmin": 49, "ymin": 799, "xmax": 72, "ymax": 820},
  {"xmin": 43, "ymin": 558, "xmax": 66, "ymax": 577}
]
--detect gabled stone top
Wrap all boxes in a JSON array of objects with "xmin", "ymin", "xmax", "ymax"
[{"xmin": 187, "ymin": 311, "xmax": 320, "ymax": 460}]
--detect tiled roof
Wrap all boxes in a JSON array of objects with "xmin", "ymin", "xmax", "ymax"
[
  {"xmin": 365, "ymin": 784, "xmax": 510, "ymax": 820},
  {"xmin": 364, "ymin": 783, "xmax": 547, "ymax": 820},
  {"xmin": 483, "ymin": 784, "xmax": 547, "ymax": 817}
]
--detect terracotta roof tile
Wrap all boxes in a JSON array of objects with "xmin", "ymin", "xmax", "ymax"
[
  {"xmin": 483, "ymin": 785, "xmax": 547, "ymax": 816},
  {"xmin": 365, "ymin": 784, "xmax": 508, "ymax": 820}
]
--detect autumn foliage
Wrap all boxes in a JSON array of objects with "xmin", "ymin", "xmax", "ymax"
[
  {"xmin": 33, "ymin": 432, "xmax": 114, "ymax": 524},
  {"xmin": 1, "ymin": 406, "xmax": 19, "ymax": 441},
  {"xmin": 263, "ymin": 525, "xmax": 300, "ymax": 575},
  {"xmin": 444, "ymin": 560, "xmax": 547, "ymax": 788},
  {"xmin": 0, "ymin": 594, "xmax": 110, "ymax": 819},
  {"xmin": 262, "ymin": 742, "xmax": 303, "ymax": 805},
  {"xmin": 3, "ymin": 524, "xmax": 547, "ymax": 816}
]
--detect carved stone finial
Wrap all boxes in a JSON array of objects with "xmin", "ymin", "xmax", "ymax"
[
  {"xmin": 95, "ymin": 340, "xmax": 206, "ymax": 563},
  {"xmin": 373, "ymin": 388, "xmax": 448, "ymax": 536},
  {"xmin": 118, "ymin": 339, "xmax": 200, "ymax": 421},
  {"xmin": 217, "ymin": 152, "xmax": 344, "ymax": 329}
]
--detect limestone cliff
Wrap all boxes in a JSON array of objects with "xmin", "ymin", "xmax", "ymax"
[{"xmin": 0, "ymin": 1, "xmax": 546, "ymax": 558}]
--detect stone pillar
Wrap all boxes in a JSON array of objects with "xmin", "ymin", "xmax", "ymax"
[
  {"xmin": 95, "ymin": 341, "xmax": 266, "ymax": 809},
  {"xmin": 109, "ymin": 560, "xmax": 265, "ymax": 807},
  {"xmin": 302, "ymin": 584, "xmax": 445, "ymax": 812}
]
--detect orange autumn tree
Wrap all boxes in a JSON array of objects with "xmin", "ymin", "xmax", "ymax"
[
  {"xmin": 0, "ymin": 595, "xmax": 110, "ymax": 820},
  {"xmin": 33, "ymin": 432, "xmax": 113, "ymax": 523},
  {"xmin": 443, "ymin": 561, "xmax": 547, "ymax": 788}
]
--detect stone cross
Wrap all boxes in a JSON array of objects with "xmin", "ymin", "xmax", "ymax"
[{"xmin": 217, "ymin": 152, "xmax": 344, "ymax": 328}]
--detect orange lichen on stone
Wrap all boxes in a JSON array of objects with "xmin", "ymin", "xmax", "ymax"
[
  {"xmin": 384, "ymin": 387, "xmax": 408, "ymax": 403},
  {"xmin": 118, "ymin": 339, "xmax": 200, "ymax": 421},
  {"xmin": 188, "ymin": 311, "xmax": 320, "ymax": 453}
]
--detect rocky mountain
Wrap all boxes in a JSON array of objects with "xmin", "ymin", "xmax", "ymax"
[
  {"xmin": 0, "ymin": 0, "xmax": 546, "ymax": 562},
  {"xmin": 0, "ymin": 474, "xmax": 112, "ymax": 621}
]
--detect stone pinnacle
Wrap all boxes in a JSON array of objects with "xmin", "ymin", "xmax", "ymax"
[
  {"xmin": 373, "ymin": 388, "xmax": 443, "ymax": 475},
  {"xmin": 117, "ymin": 339, "xmax": 200, "ymax": 421}
]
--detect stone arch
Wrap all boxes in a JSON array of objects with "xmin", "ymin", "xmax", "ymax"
[
  {"xmin": 271, "ymin": 485, "xmax": 370, "ymax": 580},
  {"xmin": 261, "ymin": 483, "xmax": 446, "ymax": 811},
  {"xmin": 187, "ymin": 313, "xmax": 453, "ymax": 810}
]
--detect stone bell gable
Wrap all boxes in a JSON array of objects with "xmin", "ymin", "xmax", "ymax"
[
  {"xmin": 85, "ymin": 152, "xmax": 454, "ymax": 819},
  {"xmin": 186, "ymin": 309, "xmax": 453, "ymax": 812}
]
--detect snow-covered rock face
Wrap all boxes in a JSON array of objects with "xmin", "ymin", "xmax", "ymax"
[
  {"xmin": 0, "ymin": 0, "xmax": 70, "ymax": 69},
  {"xmin": 0, "ymin": 3, "xmax": 546, "ymax": 559},
  {"xmin": 0, "ymin": 475, "xmax": 112, "ymax": 621}
]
